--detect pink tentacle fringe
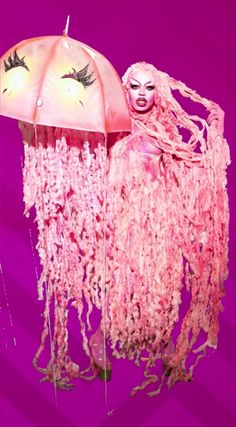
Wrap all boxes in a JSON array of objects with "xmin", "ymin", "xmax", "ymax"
[{"xmin": 20, "ymin": 122, "xmax": 108, "ymax": 387}]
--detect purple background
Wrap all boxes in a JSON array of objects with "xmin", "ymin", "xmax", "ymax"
[{"xmin": 0, "ymin": 1, "xmax": 236, "ymax": 426}]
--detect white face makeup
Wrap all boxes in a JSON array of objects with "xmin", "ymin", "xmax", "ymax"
[{"xmin": 128, "ymin": 70, "xmax": 155, "ymax": 113}]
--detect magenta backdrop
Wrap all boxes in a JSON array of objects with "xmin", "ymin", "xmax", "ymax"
[{"xmin": 0, "ymin": 1, "xmax": 236, "ymax": 426}]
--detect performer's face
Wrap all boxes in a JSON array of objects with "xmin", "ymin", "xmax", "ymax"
[{"xmin": 128, "ymin": 70, "xmax": 155, "ymax": 112}]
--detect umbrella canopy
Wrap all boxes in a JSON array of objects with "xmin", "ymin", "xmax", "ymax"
[{"xmin": 0, "ymin": 35, "xmax": 131, "ymax": 133}]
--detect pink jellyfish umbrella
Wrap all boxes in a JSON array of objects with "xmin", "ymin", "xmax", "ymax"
[{"xmin": 0, "ymin": 21, "xmax": 131, "ymax": 389}]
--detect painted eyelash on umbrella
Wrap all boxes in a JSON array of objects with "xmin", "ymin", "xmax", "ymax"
[
  {"xmin": 61, "ymin": 64, "xmax": 96, "ymax": 87},
  {"xmin": 4, "ymin": 50, "xmax": 29, "ymax": 72}
]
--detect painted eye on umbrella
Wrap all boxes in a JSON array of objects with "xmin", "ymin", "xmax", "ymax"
[
  {"xmin": 3, "ymin": 50, "xmax": 30, "ymax": 95},
  {"xmin": 4, "ymin": 50, "xmax": 29, "ymax": 72},
  {"xmin": 61, "ymin": 63, "xmax": 96, "ymax": 88}
]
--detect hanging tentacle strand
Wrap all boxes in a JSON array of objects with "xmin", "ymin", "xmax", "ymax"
[{"xmin": 20, "ymin": 122, "xmax": 108, "ymax": 388}]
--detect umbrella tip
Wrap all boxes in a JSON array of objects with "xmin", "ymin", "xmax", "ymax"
[{"xmin": 63, "ymin": 15, "xmax": 70, "ymax": 36}]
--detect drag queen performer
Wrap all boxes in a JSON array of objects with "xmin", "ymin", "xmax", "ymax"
[{"xmin": 102, "ymin": 62, "xmax": 230, "ymax": 396}]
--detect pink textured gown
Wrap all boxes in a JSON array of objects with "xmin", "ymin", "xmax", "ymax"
[{"xmin": 105, "ymin": 63, "xmax": 230, "ymax": 395}]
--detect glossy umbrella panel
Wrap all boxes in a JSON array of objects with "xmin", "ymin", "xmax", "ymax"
[{"xmin": 0, "ymin": 35, "xmax": 131, "ymax": 133}]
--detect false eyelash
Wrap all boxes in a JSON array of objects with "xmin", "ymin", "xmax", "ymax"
[
  {"xmin": 4, "ymin": 50, "xmax": 29, "ymax": 72},
  {"xmin": 61, "ymin": 63, "xmax": 96, "ymax": 87}
]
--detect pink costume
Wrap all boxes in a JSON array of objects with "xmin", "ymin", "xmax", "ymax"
[
  {"xmin": 105, "ymin": 63, "xmax": 230, "ymax": 395},
  {"xmin": 20, "ymin": 123, "xmax": 109, "ymax": 388}
]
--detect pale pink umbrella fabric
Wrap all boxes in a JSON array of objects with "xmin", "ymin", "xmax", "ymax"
[{"xmin": 0, "ymin": 35, "xmax": 131, "ymax": 132}]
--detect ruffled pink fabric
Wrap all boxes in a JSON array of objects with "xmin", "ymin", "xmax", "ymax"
[
  {"xmin": 20, "ymin": 122, "xmax": 108, "ymax": 388},
  {"xmin": 105, "ymin": 63, "xmax": 230, "ymax": 396}
]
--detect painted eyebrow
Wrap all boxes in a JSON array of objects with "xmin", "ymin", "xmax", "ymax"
[
  {"xmin": 4, "ymin": 50, "xmax": 29, "ymax": 72},
  {"xmin": 130, "ymin": 78, "xmax": 153, "ymax": 85},
  {"xmin": 61, "ymin": 64, "xmax": 95, "ymax": 88}
]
